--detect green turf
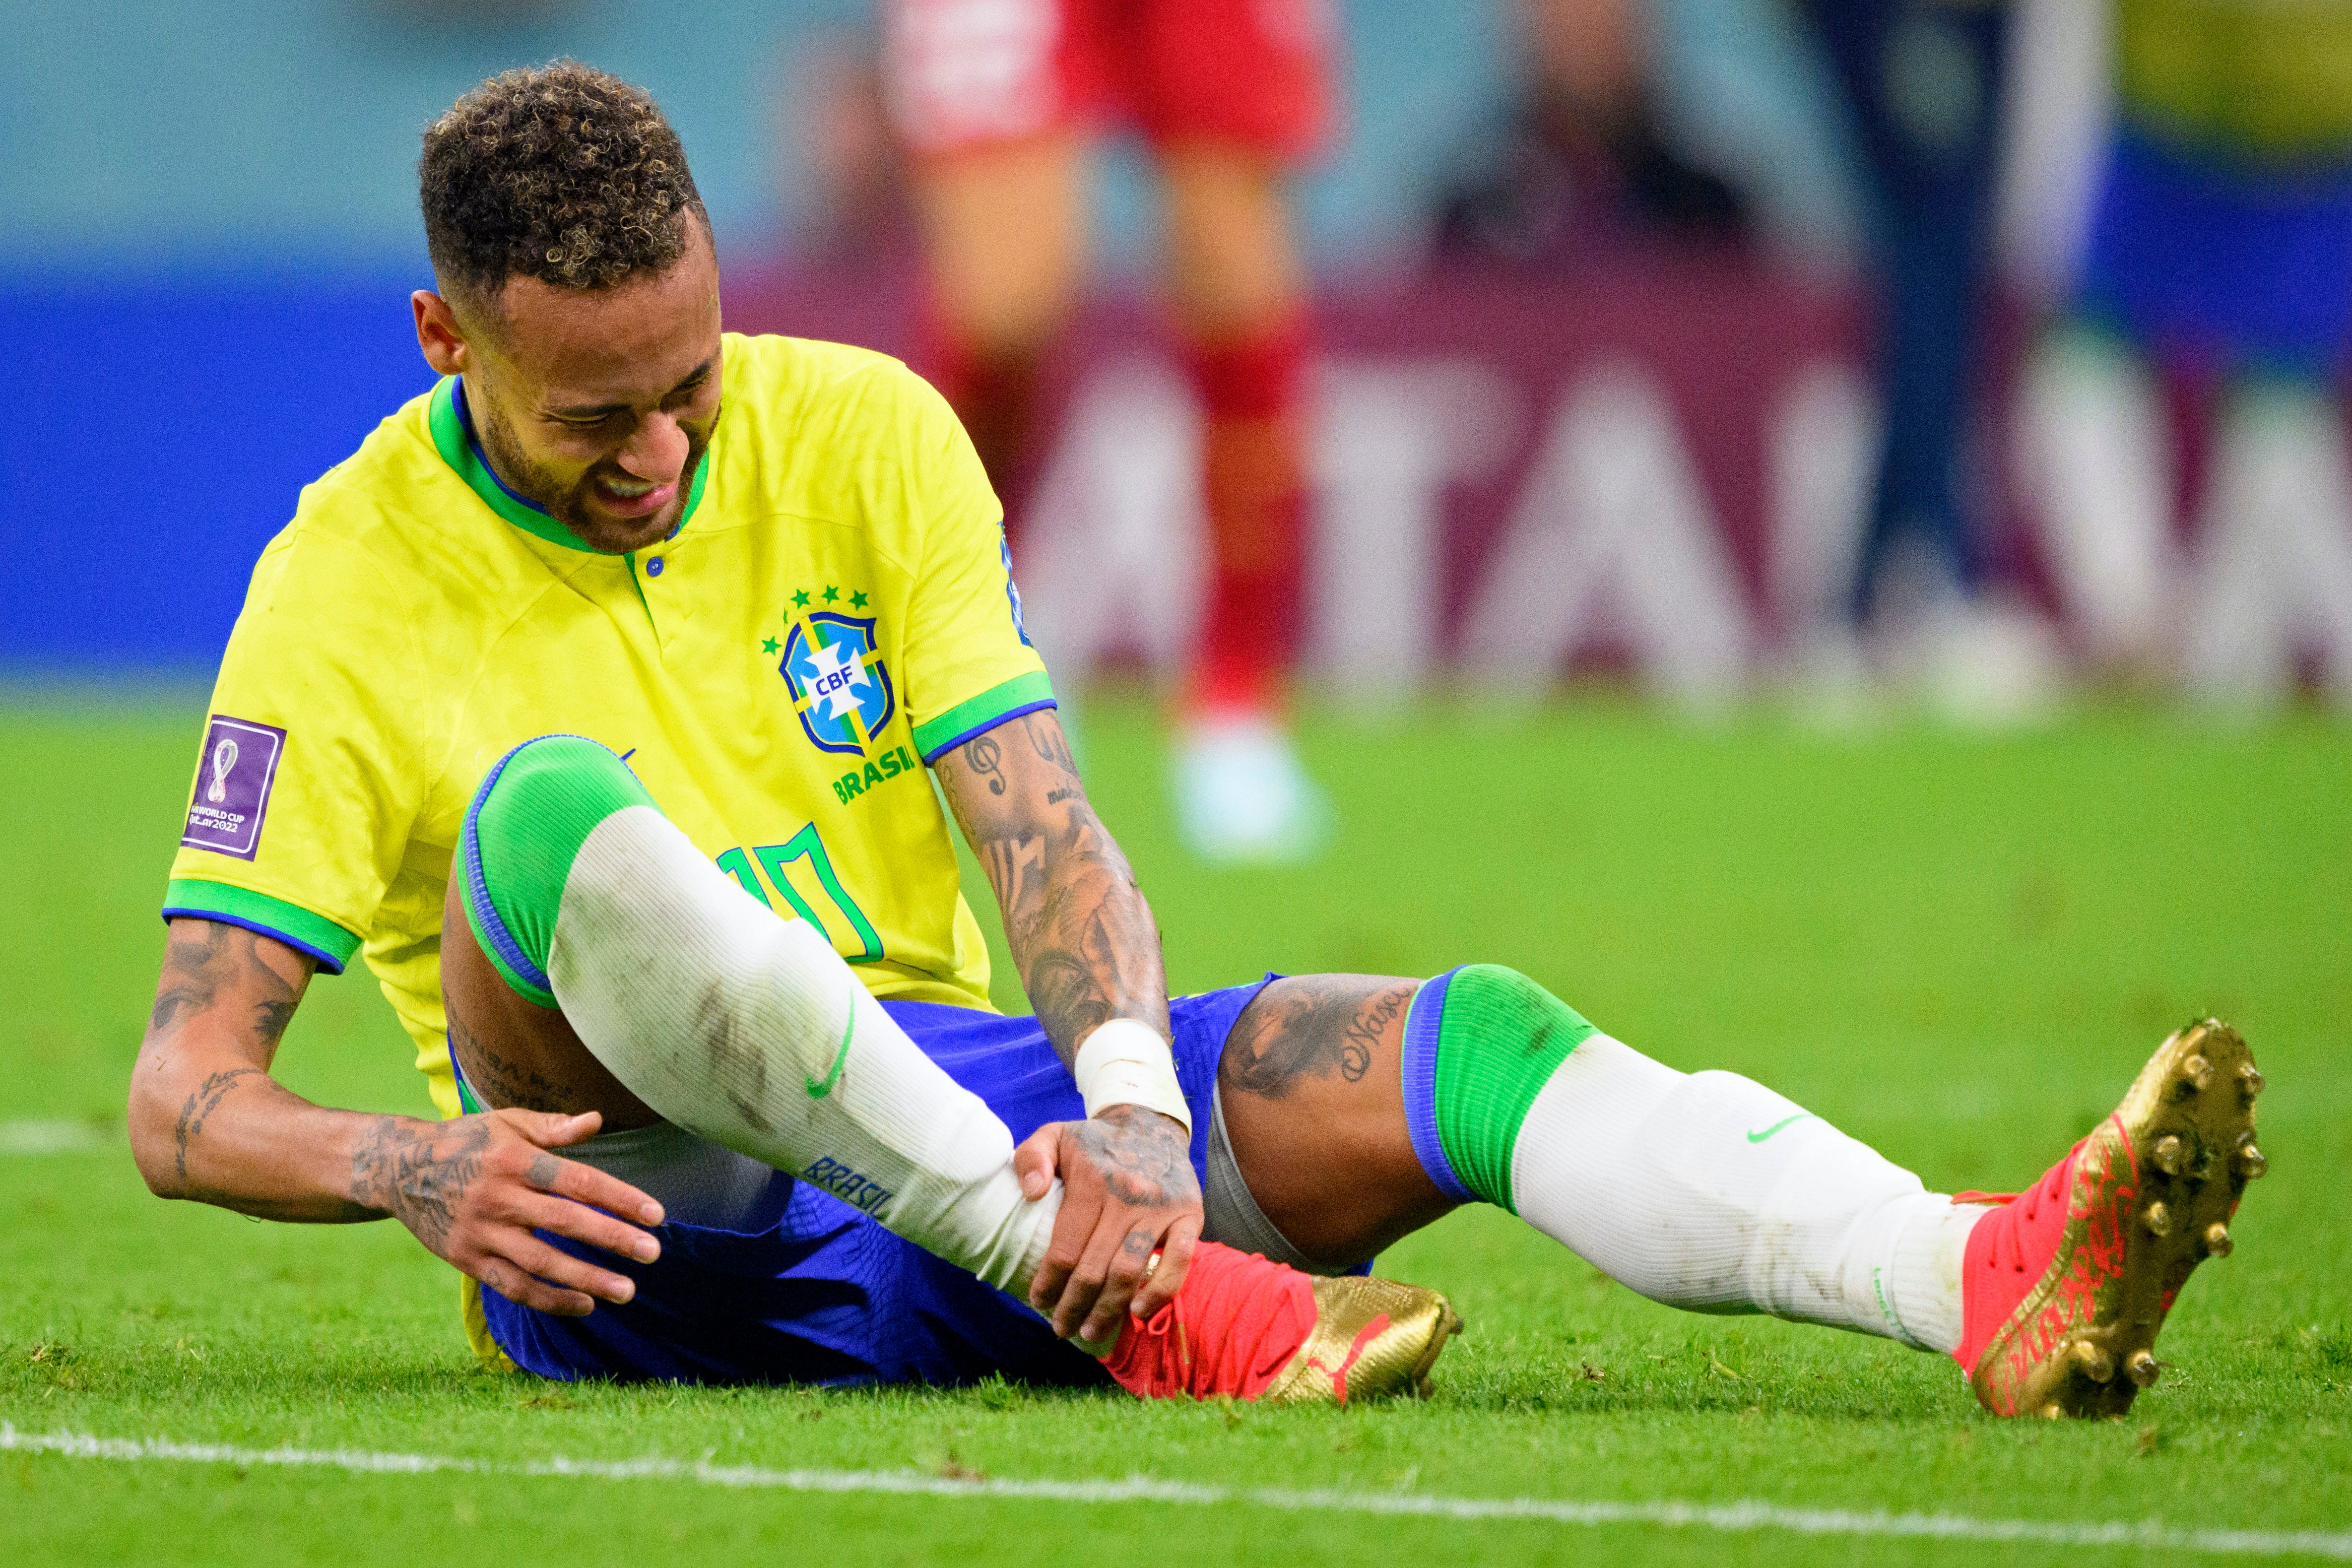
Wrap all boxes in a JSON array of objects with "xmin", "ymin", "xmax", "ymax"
[{"xmin": 2, "ymin": 691, "xmax": 2348, "ymax": 1565}]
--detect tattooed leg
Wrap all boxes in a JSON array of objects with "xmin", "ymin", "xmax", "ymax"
[
  {"xmin": 1234, "ymin": 965, "xmax": 1984, "ymax": 1353},
  {"xmin": 1216, "ymin": 973, "xmax": 1456, "ymax": 1267}
]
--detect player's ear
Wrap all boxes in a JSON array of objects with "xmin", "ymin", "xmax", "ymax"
[{"xmin": 413, "ymin": 289, "xmax": 471, "ymax": 376}]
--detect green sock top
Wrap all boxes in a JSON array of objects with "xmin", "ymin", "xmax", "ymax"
[
  {"xmin": 1432, "ymin": 964, "xmax": 1598, "ymax": 1213},
  {"xmin": 459, "ymin": 735, "xmax": 656, "ymax": 1008}
]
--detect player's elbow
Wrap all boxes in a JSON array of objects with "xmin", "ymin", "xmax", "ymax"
[{"xmin": 125, "ymin": 1072, "xmax": 187, "ymax": 1199}]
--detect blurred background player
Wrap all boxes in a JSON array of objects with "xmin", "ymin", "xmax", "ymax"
[
  {"xmin": 1431, "ymin": 0, "xmax": 1751, "ymax": 268},
  {"xmin": 771, "ymin": 29, "xmax": 920, "ymax": 269},
  {"xmin": 881, "ymin": 0, "xmax": 1336, "ymax": 863},
  {"xmin": 2021, "ymin": 0, "xmax": 2352, "ymax": 698},
  {"xmin": 1799, "ymin": 0, "xmax": 2060, "ymax": 718}
]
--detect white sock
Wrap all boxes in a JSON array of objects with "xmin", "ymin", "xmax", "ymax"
[
  {"xmin": 1510, "ymin": 1035, "xmax": 1977, "ymax": 1351},
  {"xmin": 547, "ymin": 804, "xmax": 1059, "ymax": 1299}
]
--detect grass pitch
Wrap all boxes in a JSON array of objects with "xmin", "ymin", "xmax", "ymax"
[{"xmin": 2, "ymin": 689, "xmax": 2347, "ymax": 1565}]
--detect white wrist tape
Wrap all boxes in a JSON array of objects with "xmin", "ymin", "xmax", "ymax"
[{"xmin": 1073, "ymin": 1018, "xmax": 1191, "ymax": 1132}]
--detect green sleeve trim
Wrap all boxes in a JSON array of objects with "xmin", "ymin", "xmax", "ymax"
[
  {"xmin": 161, "ymin": 880, "xmax": 363, "ymax": 975},
  {"xmin": 912, "ymin": 671, "xmax": 1058, "ymax": 764}
]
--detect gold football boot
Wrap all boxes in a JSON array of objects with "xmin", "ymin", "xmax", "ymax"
[
  {"xmin": 1953, "ymin": 1020, "xmax": 2266, "ymax": 1418},
  {"xmin": 1261, "ymin": 1275, "xmax": 1465, "ymax": 1405},
  {"xmin": 1100, "ymin": 1244, "xmax": 1463, "ymax": 1404}
]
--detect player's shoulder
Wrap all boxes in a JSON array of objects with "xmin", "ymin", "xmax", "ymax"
[
  {"xmin": 238, "ymin": 387, "xmax": 438, "ymax": 591},
  {"xmin": 722, "ymin": 330, "xmax": 924, "ymax": 402},
  {"xmin": 240, "ymin": 382, "xmax": 546, "ymax": 648},
  {"xmin": 715, "ymin": 333, "xmax": 983, "ymax": 554},
  {"xmin": 281, "ymin": 382, "xmax": 486, "ymax": 562},
  {"xmin": 722, "ymin": 331, "xmax": 953, "ymax": 449}
]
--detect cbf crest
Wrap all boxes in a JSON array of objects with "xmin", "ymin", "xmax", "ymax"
[{"xmin": 777, "ymin": 606, "xmax": 896, "ymax": 755}]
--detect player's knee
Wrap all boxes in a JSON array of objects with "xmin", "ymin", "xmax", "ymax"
[
  {"xmin": 1420, "ymin": 965, "xmax": 1602, "ymax": 1210},
  {"xmin": 470, "ymin": 735, "xmax": 647, "ymax": 827},
  {"xmin": 459, "ymin": 735, "xmax": 659, "ymax": 1006},
  {"xmin": 1442, "ymin": 965, "xmax": 1596, "ymax": 1065}
]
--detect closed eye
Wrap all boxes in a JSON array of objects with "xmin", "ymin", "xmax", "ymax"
[
  {"xmin": 545, "ymin": 355, "xmax": 718, "ymax": 425},
  {"xmin": 664, "ymin": 370, "xmax": 714, "ymax": 409}
]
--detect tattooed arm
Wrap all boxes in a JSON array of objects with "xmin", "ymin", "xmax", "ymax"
[
  {"xmin": 935, "ymin": 710, "xmax": 1169, "ymax": 1061},
  {"xmin": 128, "ymin": 919, "xmax": 662, "ymax": 1315},
  {"xmin": 935, "ymin": 709, "xmax": 1199, "ymax": 1339},
  {"xmin": 127, "ymin": 919, "xmax": 358, "ymax": 1219}
]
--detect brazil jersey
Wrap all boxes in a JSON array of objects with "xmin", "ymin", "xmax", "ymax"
[
  {"xmin": 2116, "ymin": 0, "xmax": 2352, "ymax": 165},
  {"xmin": 164, "ymin": 332, "xmax": 1053, "ymax": 1120}
]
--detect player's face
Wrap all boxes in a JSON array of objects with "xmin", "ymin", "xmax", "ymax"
[{"xmin": 462, "ymin": 219, "xmax": 725, "ymax": 554}]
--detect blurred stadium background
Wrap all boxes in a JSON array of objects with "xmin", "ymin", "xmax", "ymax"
[{"xmin": 14, "ymin": 0, "xmax": 2350, "ymax": 707}]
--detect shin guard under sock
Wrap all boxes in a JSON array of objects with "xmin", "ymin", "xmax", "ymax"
[{"xmin": 460, "ymin": 735, "xmax": 1059, "ymax": 1298}]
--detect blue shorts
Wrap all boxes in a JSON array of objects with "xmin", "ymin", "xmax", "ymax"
[
  {"xmin": 2078, "ymin": 128, "xmax": 2352, "ymax": 378},
  {"xmin": 478, "ymin": 979, "xmax": 1272, "ymax": 1388}
]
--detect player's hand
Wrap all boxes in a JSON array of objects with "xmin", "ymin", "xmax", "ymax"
[
  {"xmin": 350, "ymin": 1108, "xmax": 666, "ymax": 1317},
  {"xmin": 1015, "ymin": 1104, "xmax": 1202, "ymax": 1343}
]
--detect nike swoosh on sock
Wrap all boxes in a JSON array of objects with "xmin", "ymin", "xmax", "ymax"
[
  {"xmin": 1746, "ymin": 1113, "xmax": 1814, "ymax": 1143},
  {"xmin": 805, "ymin": 1006, "xmax": 855, "ymax": 1098}
]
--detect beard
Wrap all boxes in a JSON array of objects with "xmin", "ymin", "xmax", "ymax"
[{"xmin": 476, "ymin": 401, "xmax": 713, "ymax": 551}]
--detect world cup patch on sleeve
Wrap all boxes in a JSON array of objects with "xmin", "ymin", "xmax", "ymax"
[{"xmin": 180, "ymin": 716, "xmax": 287, "ymax": 861}]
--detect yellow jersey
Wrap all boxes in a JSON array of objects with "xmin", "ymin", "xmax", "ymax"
[
  {"xmin": 2118, "ymin": 0, "xmax": 2352, "ymax": 165},
  {"xmin": 165, "ymin": 332, "xmax": 1051, "ymax": 1120}
]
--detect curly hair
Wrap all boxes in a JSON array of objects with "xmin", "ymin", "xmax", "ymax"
[{"xmin": 420, "ymin": 61, "xmax": 706, "ymax": 305}]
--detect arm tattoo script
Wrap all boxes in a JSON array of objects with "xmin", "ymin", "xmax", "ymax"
[
  {"xmin": 347, "ymin": 1117, "xmax": 495, "ymax": 1252},
  {"xmin": 172, "ymin": 1067, "xmax": 266, "ymax": 1187},
  {"xmin": 942, "ymin": 711, "xmax": 1168, "ymax": 1067},
  {"xmin": 1223, "ymin": 978, "xmax": 1415, "ymax": 1099},
  {"xmin": 138, "ymin": 921, "xmax": 313, "ymax": 1197},
  {"xmin": 448, "ymin": 1013, "xmax": 579, "ymax": 1115},
  {"xmin": 147, "ymin": 922, "xmax": 229, "ymax": 1036}
]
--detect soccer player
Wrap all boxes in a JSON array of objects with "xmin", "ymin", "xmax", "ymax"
[
  {"xmin": 2026, "ymin": 0, "xmax": 2352, "ymax": 690},
  {"xmin": 133, "ymin": 65, "xmax": 2264, "ymax": 1418},
  {"xmin": 881, "ymin": 0, "xmax": 1333, "ymax": 863}
]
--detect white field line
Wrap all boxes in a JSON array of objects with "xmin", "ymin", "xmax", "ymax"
[
  {"xmin": 4, "ymin": 1425, "xmax": 2348, "ymax": 1559},
  {"xmin": 0, "ymin": 1120, "xmax": 112, "ymax": 1156}
]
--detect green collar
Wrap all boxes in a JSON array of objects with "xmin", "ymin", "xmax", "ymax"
[{"xmin": 427, "ymin": 376, "xmax": 709, "ymax": 553}]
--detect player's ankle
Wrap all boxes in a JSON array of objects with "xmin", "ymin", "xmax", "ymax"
[{"xmin": 1879, "ymin": 1195, "xmax": 1984, "ymax": 1355}]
